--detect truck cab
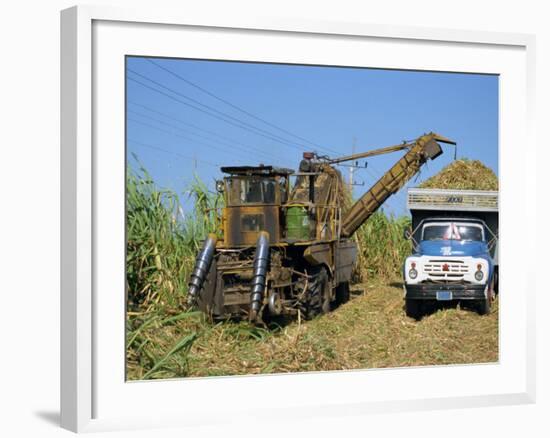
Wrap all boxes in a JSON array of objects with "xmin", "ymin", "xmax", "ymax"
[{"xmin": 403, "ymin": 189, "xmax": 498, "ymax": 318}]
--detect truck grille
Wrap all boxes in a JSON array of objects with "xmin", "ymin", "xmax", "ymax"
[{"xmin": 423, "ymin": 259, "xmax": 469, "ymax": 279}]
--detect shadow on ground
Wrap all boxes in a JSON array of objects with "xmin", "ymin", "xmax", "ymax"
[{"xmin": 34, "ymin": 410, "xmax": 59, "ymax": 427}]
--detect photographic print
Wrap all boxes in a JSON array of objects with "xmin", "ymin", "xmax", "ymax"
[{"xmin": 125, "ymin": 56, "xmax": 498, "ymax": 380}]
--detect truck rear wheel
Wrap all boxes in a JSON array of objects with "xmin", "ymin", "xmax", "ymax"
[{"xmin": 405, "ymin": 298, "xmax": 423, "ymax": 320}]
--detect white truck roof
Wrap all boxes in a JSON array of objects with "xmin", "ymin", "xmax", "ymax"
[{"xmin": 407, "ymin": 188, "xmax": 498, "ymax": 212}]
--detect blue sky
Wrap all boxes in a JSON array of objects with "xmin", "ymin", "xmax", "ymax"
[{"xmin": 126, "ymin": 56, "xmax": 498, "ymax": 217}]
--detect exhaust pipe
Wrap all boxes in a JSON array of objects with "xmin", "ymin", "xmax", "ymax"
[
  {"xmin": 249, "ymin": 231, "xmax": 270, "ymax": 321},
  {"xmin": 187, "ymin": 233, "xmax": 217, "ymax": 305}
]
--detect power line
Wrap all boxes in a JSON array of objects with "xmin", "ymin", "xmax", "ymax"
[
  {"xmin": 127, "ymin": 117, "xmax": 250, "ymax": 165},
  {"xmin": 146, "ymin": 58, "xmax": 338, "ymax": 155},
  {"xmin": 127, "ymin": 70, "xmax": 315, "ymax": 154},
  {"xmin": 127, "ymin": 103, "xmax": 286, "ymax": 164},
  {"xmin": 127, "ymin": 74, "xmax": 309, "ymax": 156},
  {"xmin": 128, "ymin": 138, "xmax": 220, "ymax": 168},
  {"xmin": 127, "ymin": 108, "xmax": 278, "ymax": 163}
]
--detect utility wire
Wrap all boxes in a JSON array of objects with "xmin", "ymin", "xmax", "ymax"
[
  {"xmin": 127, "ymin": 70, "xmax": 315, "ymax": 153},
  {"xmin": 127, "ymin": 117, "xmax": 250, "ymax": 165},
  {"xmin": 128, "ymin": 100, "xmax": 286, "ymax": 160},
  {"xmin": 146, "ymin": 58, "xmax": 338, "ymax": 155},
  {"xmin": 128, "ymin": 138, "xmax": 220, "ymax": 168},
  {"xmin": 128, "ymin": 108, "xmax": 277, "ymax": 163}
]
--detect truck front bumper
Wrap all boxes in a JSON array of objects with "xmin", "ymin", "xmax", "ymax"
[{"xmin": 405, "ymin": 283, "xmax": 486, "ymax": 300}]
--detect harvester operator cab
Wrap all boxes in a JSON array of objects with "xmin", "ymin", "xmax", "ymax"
[{"xmin": 218, "ymin": 165, "xmax": 293, "ymax": 247}]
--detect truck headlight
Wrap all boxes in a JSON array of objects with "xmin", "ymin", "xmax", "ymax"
[
  {"xmin": 475, "ymin": 270, "xmax": 484, "ymax": 281},
  {"xmin": 409, "ymin": 268, "xmax": 418, "ymax": 279}
]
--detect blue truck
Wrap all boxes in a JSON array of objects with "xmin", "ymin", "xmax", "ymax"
[{"xmin": 403, "ymin": 188, "xmax": 499, "ymax": 319}]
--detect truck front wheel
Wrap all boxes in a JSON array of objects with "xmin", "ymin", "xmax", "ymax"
[
  {"xmin": 405, "ymin": 298, "xmax": 423, "ymax": 320},
  {"xmin": 476, "ymin": 279, "xmax": 494, "ymax": 316},
  {"xmin": 476, "ymin": 297, "xmax": 491, "ymax": 315}
]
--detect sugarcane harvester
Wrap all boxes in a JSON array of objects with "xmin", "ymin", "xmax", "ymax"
[{"xmin": 187, "ymin": 132, "xmax": 455, "ymax": 322}]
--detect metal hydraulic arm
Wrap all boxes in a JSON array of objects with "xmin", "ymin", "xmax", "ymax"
[{"xmin": 339, "ymin": 132, "xmax": 455, "ymax": 238}]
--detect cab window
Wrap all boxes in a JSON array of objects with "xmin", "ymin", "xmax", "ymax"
[
  {"xmin": 226, "ymin": 177, "xmax": 277, "ymax": 205},
  {"xmin": 422, "ymin": 222, "xmax": 484, "ymax": 242}
]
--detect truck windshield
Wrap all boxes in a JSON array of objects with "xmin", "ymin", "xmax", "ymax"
[{"xmin": 422, "ymin": 222, "xmax": 484, "ymax": 242}]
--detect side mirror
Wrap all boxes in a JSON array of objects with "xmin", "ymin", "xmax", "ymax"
[
  {"xmin": 215, "ymin": 180, "xmax": 224, "ymax": 193},
  {"xmin": 403, "ymin": 227, "xmax": 412, "ymax": 240}
]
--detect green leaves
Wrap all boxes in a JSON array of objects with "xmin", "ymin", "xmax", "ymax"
[
  {"xmin": 354, "ymin": 211, "xmax": 411, "ymax": 280},
  {"xmin": 126, "ymin": 164, "xmax": 222, "ymax": 313},
  {"xmin": 126, "ymin": 162, "xmax": 224, "ymax": 379},
  {"xmin": 141, "ymin": 333, "xmax": 198, "ymax": 380}
]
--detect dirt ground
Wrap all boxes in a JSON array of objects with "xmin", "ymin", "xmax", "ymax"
[{"xmin": 127, "ymin": 278, "xmax": 498, "ymax": 380}]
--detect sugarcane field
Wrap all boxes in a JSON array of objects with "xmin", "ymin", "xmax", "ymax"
[
  {"xmin": 126, "ymin": 158, "xmax": 499, "ymax": 380},
  {"xmin": 125, "ymin": 58, "xmax": 499, "ymax": 380}
]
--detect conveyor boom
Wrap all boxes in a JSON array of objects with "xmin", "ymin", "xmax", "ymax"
[{"xmin": 340, "ymin": 132, "xmax": 454, "ymax": 237}]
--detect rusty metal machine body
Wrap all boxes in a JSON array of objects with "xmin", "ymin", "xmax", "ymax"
[{"xmin": 187, "ymin": 132, "xmax": 455, "ymax": 322}]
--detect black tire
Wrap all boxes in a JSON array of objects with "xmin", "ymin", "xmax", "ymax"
[
  {"xmin": 476, "ymin": 297, "xmax": 491, "ymax": 315},
  {"xmin": 476, "ymin": 279, "xmax": 494, "ymax": 316},
  {"xmin": 493, "ymin": 267, "xmax": 499, "ymax": 295},
  {"xmin": 305, "ymin": 267, "xmax": 330, "ymax": 319},
  {"xmin": 335, "ymin": 282, "xmax": 350, "ymax": 307},
  {"xmin": 405, "ymin": 298, "xmax": 423, "ymax": 320}
]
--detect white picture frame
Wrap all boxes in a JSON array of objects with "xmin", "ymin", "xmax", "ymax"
[{"xmin": 60, "ymin": 4, "xmax": 536, "ymax": 433}]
